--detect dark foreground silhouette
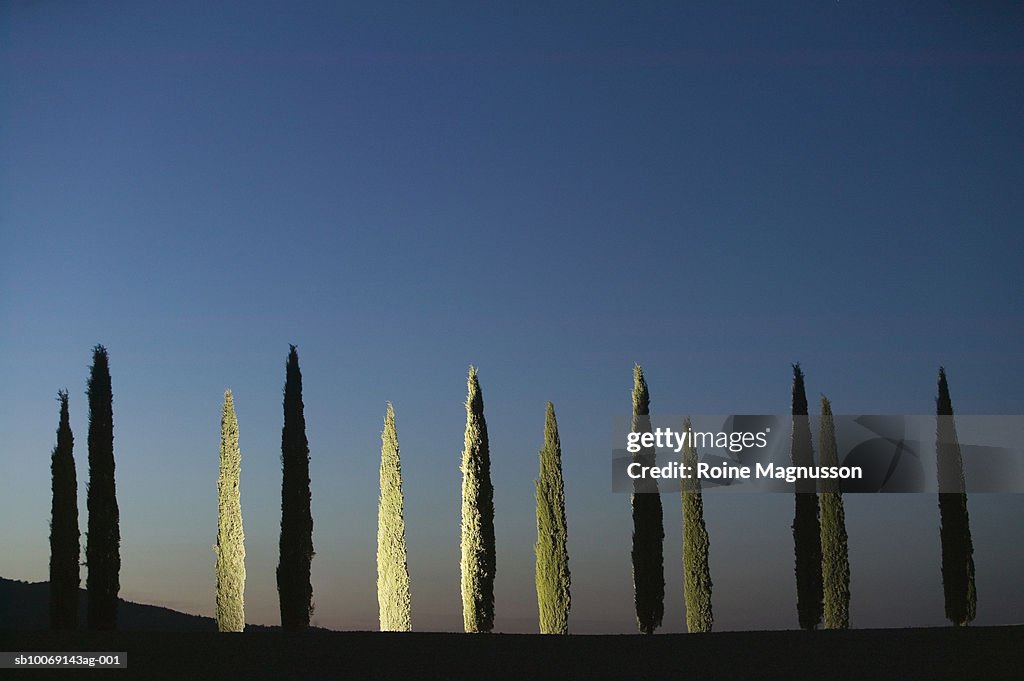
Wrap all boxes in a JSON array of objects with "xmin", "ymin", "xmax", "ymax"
[
  {"xmin": 2, "ymin": 579, "xmax": 1020, "ymax": 680},
  {"xmin": 3, "ymin": 625, "xmax": 1021, "ymax": 680}
]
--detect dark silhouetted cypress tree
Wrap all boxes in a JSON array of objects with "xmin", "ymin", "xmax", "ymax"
[
  {"xmin": 631, "ymin": 364, "xmax": 664, "ymax": 634},
  {"xmin": 86, "ymin": 344, "xmax": 119, "ymax": 630},
  {"xmin": 818, "ymin": 396, "xmax": 850, "ymax": 629},
  {"xmin": 681, "ymin": 416, "xmax": 712, "ymax": 632},
  {"xmin": 535, "ymin": 401, "xmax": 570, "ymax": 634},
  {"xmin": 49, "ymin": 389, "xmax": 79, "ymax": 630},
  {"xmin": 215, "ymin": 389, "xmax": 246, "ymax": 632},
  {"xmin": 377, "ymin": 402, "xmax": 412, "ymax": 632},
  {"xmin": 460, "ymin": 366, "xmax": 495, "ymax": 632},
  {"xmin": 936, "ymin": 367, "xmax": 976, "ymax": 626},
  {"xmin": 277, "ymin": 345, "xmax": 314, "ymax": 630},
  {"xmin": 791, "ymin": 363, "xmax": 822, "ymax": 630}
]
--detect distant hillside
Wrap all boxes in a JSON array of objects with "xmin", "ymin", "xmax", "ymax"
[{"xmin": 0, "ymin": 577, "xmax": 276, "ymax": 631}]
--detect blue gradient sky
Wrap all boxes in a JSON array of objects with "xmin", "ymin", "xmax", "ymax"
[{"xmin": 2, "ymin": 1, "xmax": 1022, "ymax": 632}]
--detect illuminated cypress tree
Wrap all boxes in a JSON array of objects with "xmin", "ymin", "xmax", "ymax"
[
  {"xmin": 936, "ymin": 368, "xmax": 976, "ymax": 626},
  {"xmin": 49, "ymin": 389, "xmax": 79, "ymax": 630},
  {"xmin": 791, "ymin": 363, "xmax": 822, "ymax": 630},
  {"xmin": 818, "ymin": 396, "xmax": 850, "ymax": 629},
  {"xmin": 86, "ymin": 344, "xmax": 120, "ymax": 630},
  {"xmin": 535, "ymin": 401, "xmax": 570, "ymax": 634},
  {"xmin": 215, "ymin": 389, "xmax": 246, "ymax": 632},
  {"xmin": 631, "ymin": 364, "xmax": 664, "ymax": 634},
  {"xmin": 681, "ymin": 416, "xmax": 712, "ymax": 632},
  {"xmin": 277, "ymin": 345, "xmax": 314, "ymax": 630},
  {"xmin": 377, "ymin": 402, "xmax": 412, "ymax": 632},
  {"xmin": 460, "ymin": 366, "xmax": 495, "ymax": 632}
]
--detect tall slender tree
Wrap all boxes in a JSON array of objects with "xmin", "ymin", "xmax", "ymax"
[
  {"xmin": 791, "ymin": 363, "xmax": 822, "ymax": 630},
  {"xmin": 215, "ymin": 389, "xmax": 246, "ymax": 632},
  {"xmin": 49, "ymin": 389, "xmax": 79, "ymax": 630},
  {"xmin": 631, "ymin": 364, "xmax": 664, "ymax": 634},
  {"xmin": 460, "ymin": 366, "xmax": 496, "ymax": 633},
  {"xmin": 277, "ymin": 345, "xmax": 314, "ymax": 630},
  {"xmin": 377, "ymin": 402, "xmax": 412, "ymax": 632},
  {"xmin": 535, "ymin": 402, "xmax": 570, "ymax": 634},
  {"xmin": 681, "ymin": 416, "xmax": 712, "ymax": 632},
  {"xmin": 936, "ymin": 367, "xmax": 976, "ymax": 626},
  {"xmin": 86, "ymin": 344, "xmax": 119, "ymax": 630},
  {"xmin": 818, "ymin": 396, "xmax": 850, "ymax": 629}
]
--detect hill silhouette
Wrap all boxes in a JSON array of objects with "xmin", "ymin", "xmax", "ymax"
[{"xmin": 0, "ymin": 577, "xmax": 276, "ymax": 631}]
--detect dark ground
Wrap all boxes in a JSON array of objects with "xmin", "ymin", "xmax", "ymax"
[{"xmin": 2, "ymin": 625, "xmax": 1022, "ymax": 681}]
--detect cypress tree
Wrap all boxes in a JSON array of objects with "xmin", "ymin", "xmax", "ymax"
[
  {"xmin": 535, "ymin": 401, "xmax": 570, "ymax": 634},
  {"xmin": 215, "ymin": 390, "xmax": 246, "ymax": 632},
  {"xmin": 936, "ymin": 367, "xmax": 976, "ymax": 626},
  {"xmin": 86, "ymin": 344, "xmax": 119, "ymax": 630},
  {"xmin": 460, "ymin": 366, "xmax": 496, "ymax": 632},
  {"xmin": 277, "ymin": 345, "xmax": 314, "ymax": 630},
  {"xmin": 631, "ymin": 364, "xmax": 664, "ymax": 634},
  {"xmin": 791, "ymin": 363, "xmax": 822, "ymax": 630},
  {"xmin": 681, "ymin": 416, "xmax": 712, "ymax": 632},
  {"xmin": 818, "ymin": 396, "xmax": 850, "ymax": 629},
  {"xmin": 49, "ymin": 389, "xmax": 79, "ymax": 630},
  {"xmin": 377, "ymin": 402, "xmax": 412, "ymax": 632}
]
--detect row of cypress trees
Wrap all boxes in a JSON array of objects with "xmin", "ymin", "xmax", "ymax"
[
  {"xmin": 211, "ymin": 360, "xmax": 566, "ymax": 634},
  {"xmin": 628, "ymin": 363, "xmax": 975, "ymax": 633},
  {"xmin": 791, "ymin": 365, "xmax": 974, "ymax": 630},
  {"xmin": 214, "ymin": 346, "xmax": 316, "ymax": 631},
  {"xmin": 629, "ymin": 365, "xmax": 713, "ymax": 635},
  {"xmin": 47, "ymin": 348, "xmax": 976, "ymax": 633},
  {"xmin": 47, "ymin": 345, "xmax": 119, "ymax": 630},
  {"xmin": 788, "ymin": 363, "xmax": 854, "ymax": 630}
]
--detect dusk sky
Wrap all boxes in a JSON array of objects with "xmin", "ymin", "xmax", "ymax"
[{"xmin": 2, "ymin": 1, "xmax": 1022, "ymax": 633}]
